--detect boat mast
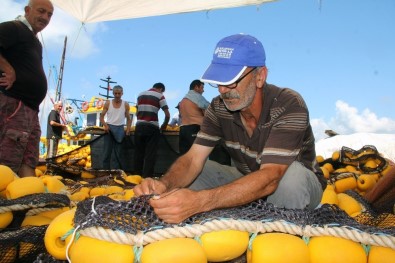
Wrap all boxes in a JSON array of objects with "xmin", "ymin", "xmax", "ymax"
[
  {"xmin": 55, "ymin": 36, "xmax": 67, "ymax": 102},
  {"xmin": 99, "ymin": 76, "xmax": 116, "ymax": 99}
]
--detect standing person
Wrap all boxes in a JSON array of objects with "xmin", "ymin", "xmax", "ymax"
[
  {"xmin": 0, "ymin": 0, "xmax": 54, "ymax": 177},
  {"xmin": 99, "ymin": 85, "xmax": 131, "ymax": 170},
  {"xmin": 134, "ymin": 83, "xmax": 170, "ymax": 178},
  {"xmin": 168, "ymin": 110, "xmax": 181, "ymax": 128},
  {"xmin": 178, "ymin": 80, "xmax": 210, "ymax": 155},
  {"xmin": 134, "ymin": 34, "xmax": 326, "ymax": 224},
  {"xmin": 46, "ymin": 101, "xmax": 67, "ymax": 159}
]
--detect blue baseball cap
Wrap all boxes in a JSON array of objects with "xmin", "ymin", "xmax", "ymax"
[{"xmin": 201, "ymin": 34, "xmax": 266, "ymax": 86}]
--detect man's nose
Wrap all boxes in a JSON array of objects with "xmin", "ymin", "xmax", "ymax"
[{"xmin": 218, "ymin": 85, "xmax": 231, "ymax": 94}]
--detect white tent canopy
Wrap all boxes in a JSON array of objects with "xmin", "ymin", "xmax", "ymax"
[{"xmin": 51, "ymin": 0, "xmax": 276, "ymax": 23}]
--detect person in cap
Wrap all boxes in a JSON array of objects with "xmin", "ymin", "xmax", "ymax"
[
  {"xmin": 0, "ymin": 0, "xmax": 54, "ymax": 177},
  {"xmin": 177, "ymin": 79, "xmax": 210, "ymax": 155},
  {"xmin": 99, "ymin": 85, "xmax": 131, "ymax": 170},
  {"xmin": 46, "ymin": 101, "xmax": 67, "ymax": 159},
  {"xmin": 134, "ymin": 34, "xmax": 326, "ymax": 224}
]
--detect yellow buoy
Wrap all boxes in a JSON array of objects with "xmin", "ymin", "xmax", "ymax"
[
  {"xmin": 44, "ymin": 208, "xmax": 76, "ymax": 260},
  {"xmin": 37, "ymin": 207, "xmax": 70, "ymax": 220},
  {"xmin": 337, "ymin": 193, "xmax": 362, "ymax": 217},
  {"xmin": 249, "ymin": 233, "xmax": 310, "ymax": 263},
  {"xmin": 356, "ymin": 174, "xmax": 377, "ymax": 192},
  {"xmin": 0, "ymin": 211, "xmax": 13, "ymax": 229},
  {"xmin": 321, "ymin": 185, "xmax": 339, "ymax": 206},
  {"xmin": 334, "ymin": 176, "xmax": 357, "ymax": 193},
  {"xmin": 69, "ymin": 235, "xmax": 134, "ymax": 263},
  {"xmin": 368, "ymin": 245, "xmax": 395, "ymax": 263},
  {"xmin": 41, "ymin": 176, "xmax": 67, "ymax": 193},
  {"xmin": 6, "ymin": 177, "xmax": 45, "ymax": 199},
  {"xmin": 200, "ymin": 230, "xmax": 249, "ymax": 262},
  {"xmin": 0, "ymin": 165, "xmax": 15, "ymax": 191},
  {"xmin": 309, "ymin": 236, "xmax": 366, "ymax": 263},
  {"xmin": 141, "ymin": 238, "xmax": 207, "ymax": 263},
  {"xmin": 21, "ymin": 215, "xmax": 52, "ymax": 226}
]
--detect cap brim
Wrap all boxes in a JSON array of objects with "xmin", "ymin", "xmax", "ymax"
[{"xmin": 200, "ymin": 63, "xmax": 247, "ymax": 86}]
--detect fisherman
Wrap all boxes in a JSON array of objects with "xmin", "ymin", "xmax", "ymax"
[
  {"xmin": 0, "ymin": 0, "xmax": 54, "ymax": 177},
  {"xmin": 134, "ymin": 34, "xmax": 325, "ymax": 223}
]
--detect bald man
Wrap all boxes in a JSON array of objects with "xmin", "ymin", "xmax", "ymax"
[{"xmin": 0, "ymin": 0, "xmax": 54, "ymax": 177}]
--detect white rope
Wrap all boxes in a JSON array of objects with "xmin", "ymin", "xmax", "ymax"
[{"xmin": 77, "ymin": 218, "xmax": 395, "ymax": 249}]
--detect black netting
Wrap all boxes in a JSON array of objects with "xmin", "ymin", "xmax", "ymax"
[
  {"xmin": 74, "ymin": 195, "xmax": 394, "ymax": 237},
  {"xmin": 0, "ymin": 193, "xmax": 71, "ymax": 262},
  {"xmin": 33, "ymin": 253, "xmax": 67, "ymax": 263},
  {"xmin": 0, "ymin": 193, "xmax": 70, "ymax": 211},
  {"xmin": 0, "ymin": 226, "xmax": 47, "ymax": 263},
  {"xmin": 340, "ymin": 145, "xmax": 388, "ymax": 173}
]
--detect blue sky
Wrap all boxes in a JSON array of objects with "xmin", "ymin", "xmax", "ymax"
[{"xmin": 2, "ymin": 0, "xmax": 395, "ymax": 141}]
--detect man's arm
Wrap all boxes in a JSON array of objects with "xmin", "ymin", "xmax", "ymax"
[
  {"xmin": 160, "ymin": 108, "xmax": 170, "ymax": 130},
  {"xmin": 0, "ymin": 53, "xmax": 16, "ymax": 90},
  {"xmin": 99, "ymin": 101, "xmax": 110, "ymax": 132},
  {"xmin": 149, "ymin": 161, "xmax": 288, "ymax": 223},
  {"xmin": 124, "ymin": 102, "xmax": 131, "ymax": 135}
]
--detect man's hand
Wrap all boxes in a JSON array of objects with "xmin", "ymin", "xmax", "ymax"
[
  {"xmin": 133, "ymin": 178, "xmax": 167, "ymax": 196},
  {"xmin": 0, "ymin": 71, "xmax": 16, "ymax": 90},
  {"xmin": 149, "ymin": 188, "xmax": 203, "ymax": 224}
]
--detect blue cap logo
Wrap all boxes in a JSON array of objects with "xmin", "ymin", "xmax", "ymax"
[{"xmin": 201, "ymin": 34, "xmax": 266, "ymax": 85}]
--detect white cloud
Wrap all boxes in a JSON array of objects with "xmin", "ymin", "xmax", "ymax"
[{"xmin": 311, "ymin": 100, "xmax": 395, "ymax": 141}]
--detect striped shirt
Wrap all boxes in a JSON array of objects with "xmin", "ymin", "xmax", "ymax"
[
  {"xmin": 195, "ymin": 83, "xmax": 326, "ymax": 189},
  {"xmin": 136, "ymin": 88, "xmax": 169, "ymax": 127}
]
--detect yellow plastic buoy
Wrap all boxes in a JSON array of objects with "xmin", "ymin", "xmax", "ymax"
[
  {"xmin": 0, "ymin": 211, "xmax": 13, "ymax": 229},
  {"xmin": 200, "ymin": 230, "xmax": 249, "ymax": 262},
  {"xmin": 321, "ymin": 185, "xmax": 339, "ymax": 206},
  {"xmin": 37, "ymin": 207, "xmax": 70, "ymax": 220},
  {"xmin": 334, "ymin": 176, "xmax": 357, "ymax": 193},
  {"xmin": 249, "ymin": 233, "xmax": 310, "ymax": 263},
  {"xmin": 356, "ymin": 174, "xmax": 376, "ymax": 192},
  {"xmin": 6, "ymin": 177, "xmax": 45, "ymax": 199},
  {"xmin": 21, "ymin": 215, "xmax": 52, "ymax": 226},
  {"xmin": 368, "ymin": 246, "xmax": 395, "ymax": 263},
  {"xmin": 337, "ymin": 193, "xmax": 362, "ymax": 217},
  {"xmin": 0, "ymin": 165, "xmax": 15, "ymax": 191},
  {"xmin": 141, "ymin": 238, "xmax": 207, "ymax": 263},
  {"xmin": 69, "ymin": 191, "xmax": 90, "ymax": 202},
  {"xmin": 41, "ymin": 176, "xmax": 67, "ymax": 193},
  {"xmin": 90, "ymin": 187, "xmax": 106, "ymax": 197},
  {"xmin": 309, "ymin": 236, "xmax": 367, "ymax": 263},
  {"xmin": 44, "ymin": 208, "xmax": 76, "ymax": 260},
  {"xmin": 69, "ymin": 235, "xmax": 134, "ymax": 263}
]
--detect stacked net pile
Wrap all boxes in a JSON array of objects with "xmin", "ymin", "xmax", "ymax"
[
  {"xmin": 45, "ymin": 135, "xmax": 103, "ymax": 176},
  {"xmin": 72, "ymin": 195, "xmax": 394, "ymax": 249},
  {"xmin": 0, "ymin": 194, "xmax": 70, "ymax": 262}
]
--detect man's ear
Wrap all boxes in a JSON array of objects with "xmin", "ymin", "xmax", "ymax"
[
  {"xmin": 256, "ymin": 67, "xmax": 268, "ymax": 89},
  {"xmin": 24, "ymin": 6, "xmax": 30, "ymax": 14}
]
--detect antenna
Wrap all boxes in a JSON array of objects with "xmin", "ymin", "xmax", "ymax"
[{"xmin": 99, "ymin": 76, "xmax": 116, "ymax": 99}]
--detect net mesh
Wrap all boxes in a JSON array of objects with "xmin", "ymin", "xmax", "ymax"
[
  {"xmin": 0, "ymin": 194, "xmax": 70, "ymax": 263},
  {"xmin": 72, "ymin": 194, "xmax": 394, "ymax": 248}
]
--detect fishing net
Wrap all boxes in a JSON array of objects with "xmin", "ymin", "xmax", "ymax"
[
  {"xmin": 0, "ymin": 194, "xmax": 70, "ymax": 263},
  {"xmin": 71, "ymin": 195, "xmax": 394, "ymax": 249},
  {"xmin": 339, "ymin": 145, "xmax": 388, "ymax": 173},
  {"xmin": 45, "ymin": 134, "xmax": 103, "ymax": 176},
  {"xmin": 0, "ymin": 226, "xmax": 48, "ymax": 263}
]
